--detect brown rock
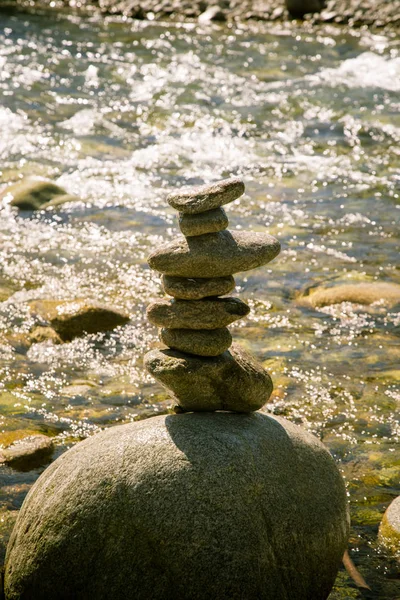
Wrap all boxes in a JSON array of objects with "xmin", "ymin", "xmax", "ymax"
[
  {"xmin": 179, "ymin": 207, "xmax": 228, "ymax": 237},
  {"xmin": 162, "ymin": 275, "xmax": 235, "ymax": 300},
  {"xmin": 148, "ymin": 230, "xmax": 281, "ymax": 278},
  {"xmin": 147, "ymin": 297, "xmax": 249, "ymax": 329},
  {"xmin": 0, "ymin": 435, "xmax": 54, "ymax": 470},
  {"xmin": 167, "ymin": 177, "xmax": 244, "ymax": 215},
  {"xmin": 160, "ymin": 327, "xmax": 232, "ymax": 356}
]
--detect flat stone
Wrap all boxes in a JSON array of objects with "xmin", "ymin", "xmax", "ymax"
[
  {"xmin": 147, "ymin": 297, "xmax": 249, "ymax": 329},
  {"xmin": 378, "ymin": 496, "xmax": 400, "ymax": 555},
  {"xmin": 179, "ymin": 207, "xmax": 228, "ymax": 237},
  {"xmin": 148, "ymin": 230, "xmax": 281, "ymax": 278},
  {"xmin": 29, "ymin": 300, "xmax": 130, "ymax": 342},
  {"xmin": 0, "ymin": 178, "xmax": 80, "ymax": 211},
  {"xmin": 162, "ymin": 275, "xmax": 235, "ymax": 300},
  {"xmin": 144, "ymin": 342, "xmax": 272, "ymax": 412},
  {"xmin": 4, "ymin": 414, "xmax": 349, "ymax": 600},
  {"xmin": 300, "ymin": 282, "xmax": 400, "ymax": 309},
  {"xmin": 160, "ymin": 328, "xmax": 232, "ymax": 356},
  {"xmin": 167, "ymin": 177, "xmax": 244, "ymax": 215},
  {"xmin": 0, "ymin": 435, "xmax": 53, "ymax": 470}
]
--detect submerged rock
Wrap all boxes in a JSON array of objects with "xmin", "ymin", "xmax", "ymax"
[
  {"xmin": 147, "ymin": 297, "xmax": 249, "ymax": 329},
  {"xmin": 144, "ymin": 342, "xmax": 272, "ymax": 412},
  {"xmin": 0, "ymin": 435, "xmax": 53, "ymax": 470},
  {"xmin": 167, "ymin": 177, "xmax": 244, "ymax": 215},
  {"xmin": 160, "ymin": 327, "xmax": 232, "ymax": 356},
  {"xmin": 29, "ymin": 326, "xmax": 62, "ymax": 345},
  {"xmin": 179, "ymin": 207, "xmax": 228, "ymax": 237},
  {"xmin": 301, "ymin": 282, "xmax": 400, "ymax": 308},
  {"xmin": 162, "ymin": 275, "xmax": 235, "ymax": 300},
  {"xmin": 4, "ymin": 413, "xmax": 349, "ymax": 600},
  {"xmin": 148, "ymin": 230, "xmax": 281, "ymax": 278},
  {"xmin": 0, "ymin": 178, "xmax": 80, "ymax": 211},
  {"xmin": 29, "ymin": 300, "xmax": 130, "ymax": 342},
  {"xmin": 285, "ymin": 0, "xmax": 324, "ymax": 17},
  {"xmin": 378, "ymin": 496, "xmax": 400, "ymax": 556}
]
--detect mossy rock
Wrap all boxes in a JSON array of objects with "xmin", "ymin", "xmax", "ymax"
[
  {"xmin": 0, "ymin": 178, "xmax": 80, "ymax": 211},
  {"xmin": 379, "ymin": 496, "xmax": 400, "ymax": 557},
  {"xmin": 4, "ymin": 413, "xmax": 349, "ymax": 600}
]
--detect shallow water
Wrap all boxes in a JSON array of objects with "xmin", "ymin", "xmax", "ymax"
[{"xmin": 0, "ymin": 11, "xmax": 399, "ymax": 597}]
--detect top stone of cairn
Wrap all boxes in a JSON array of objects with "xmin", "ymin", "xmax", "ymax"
[{"xmin": 167, "ymin": 177, "xmax": 245, "ymax": 215}]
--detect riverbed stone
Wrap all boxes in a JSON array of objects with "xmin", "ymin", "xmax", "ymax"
[
  {"xmin": 29, "ymin": 326, "xmax": 62, "ymax": 345},
  {"xmin": 162, "ymin": 275, "xmax": 235, "ymax": 300},
  {"xmin": 29, "ymin": 300, "xmax": 130, "ymax": 342},
  {"xmin": 147, "ymin": 297, "xmax": 249, "ymax": 330},
  {"xmin": 148, "ymin": 230, "xmax": 281, "ymax": 278},
  {"xmin": 0, "ymin": 435, "xmax": 53, "ymax": 470},
  {"xmin": 144, "ymin": 342, "xmax": 271, "ymax": 412},
  {"xmin": 0, "ymin": 178, "xmax": 79, "ymax": 211},
  {"xmin": 301, "ymin": 282, "xmax": 400, "ymax": 309},
  {"xmin": 167, "ymin": 177, "xmax": 244, "ymax": 215},
  {"xmin": 160, "ymin": 327, "xmax": 232, "ymax": 356},
  {"xmin": 179, "ymin": 207, "xmax": 228, "ymax": 237},
  {"xmin": 4, "ymin": 412, "xmax": 349, "ymax": 600},
  {"xmin": 378, "ymin": 496, "xmax": 400, "ymax": 556}
]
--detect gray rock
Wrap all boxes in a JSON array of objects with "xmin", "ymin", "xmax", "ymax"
[
  {"xmin": 147, "ymin": 297, "xmax": 249, "ymax": 330},
  {"xmin": 0, "ymin": 435, "xmax": 53, "ymax": 470},
  {"xmin": 179, "ymin": 207, "xmax": 228, "ymax": 237},
  {"xmin": 167, "ymin": 177, "xmax": 244, "ymax": 215},
  {"xmin": 163, "ymin": 275, "xmax": 235, "ymax": 300},
  {"xmin": 160, "ymin": 327, "xmax": 232, "ymax": 356},
  {"xmin": 378, "ymin": 496, "xmax": 400, "ymax": 556},
  {"xmin": 29, "ymin": 300, "xmax": 130, "ymax": 342},
  {"xmin": 144, "ymin": 342, "xmax": 271, "ymax": 412},
  {"xmin": 0, "ymin": 178, "xmax": 80, "ymax": 211},
  {"xmin": 198, "ymin": 5, "xmax": 227, "ymax": 22},
  {"xmin": 4, "ymin": 413, "xmax": 349, "ymax": 600},
  {"xmin": 148, "ymin": 230, "xmax": 281, "ymax": 278}
]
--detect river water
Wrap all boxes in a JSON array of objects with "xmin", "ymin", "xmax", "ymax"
[{"xmin": 0, "ymin": 10, "xmax": 399, "ymax": 597}]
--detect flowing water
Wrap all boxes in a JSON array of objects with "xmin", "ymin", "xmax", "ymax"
[{"xmin": 0, "ymin": 10, "xmax": 399, "ymax": 597}]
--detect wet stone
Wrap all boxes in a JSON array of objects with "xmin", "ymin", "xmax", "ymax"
[
  {"xmin": 148, "ymin": 230, "xmax": 281, "ymax": 278},
  {"xmin": 167, "ymin": 177, "xmax": 244, "ymax": 215},
  {"xmin": 378, "ymin": 496, "xmax": 400, "ymax": 555},
  {"xmin": 144, "ymin": 342, "xmax": 273, "ymax": 412},
  {"xmin": 0, "ymin": 435, "xmax": 54, "ymax": 470},
  {"xmin": 160, "ymin": 327, "xmax": 232, "ymax": 356},
  {"xmin": 162, "ymin": 275, "xmax": 235, "ymax": 300},
  {"xmin": 179, "ymin": 207, "xmax": 228, "ymax": 237},
  {"xmin": 0, "ymin": 178, "xmax": 79, "ymax": 211},
  {"xmin": 147, "ymin": 297, "xmax": 249, "ymax": 329}
]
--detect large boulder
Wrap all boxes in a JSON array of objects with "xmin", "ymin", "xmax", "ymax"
[{"xmin": 4, "ymin": 413, "xmax": 349, "ymax": 600}]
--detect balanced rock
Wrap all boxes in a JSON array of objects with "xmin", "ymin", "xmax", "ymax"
[
  {"xmin": 378, "ymin": 496, "xmax": 400, "ymax": 556},
  {"xmin": 179, "ymin": 207, "xmax": 228, "ymax": 237},
  {"xmin": 148, "ymin": 230, "xmax": 281, "ymax": 278},
  {"xmin": 4, "ymin": 413, "xmax": 349, "ymax": 600},
  {"xmin": 147, "ymin": 297, "xmax": 249, "ymax": 330},
  {"xmin": 0, "ymin": 178, "xmax": 79, "ymax": 211},
  {"xmin": 167, "ymin": 177, "xmax": 244, "ymax": 215},
  {"xmin": 163, "ymin": 275, "xmax": 235, "ymax": 300},
  {"xmin": 144, "ymin": 342, "xmax": 272, "ymax": 412},
  {"xmin": 160, "ymin": 328, "xmax": 232, "ymax": 357}
]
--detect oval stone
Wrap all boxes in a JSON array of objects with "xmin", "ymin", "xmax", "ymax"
[
  {"xmin": 160, "ymin": 328, "xmax": 232, "ymax": 356},
  {"xmin": 147, "ymin": 297, "xmax": 249, "ymax": 329},
  {"xmin": 179, "ymin": 208, "xmax": 228, "ymax": 237},
  {"xmin": 148, "ymin": 230, "xmax": 281, "ymax": 278},
  {"xmin": 162, "ymin": 275, "xmax": 235, "ymax": 300},
  {"xmin": 167, "ymin": 177, "xmax": 244, "ymax": 215}
]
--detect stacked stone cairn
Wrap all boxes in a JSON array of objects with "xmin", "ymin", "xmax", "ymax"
[{"xmin": 144, "ymin": 177, "xmax": 281, "ymax": 413}]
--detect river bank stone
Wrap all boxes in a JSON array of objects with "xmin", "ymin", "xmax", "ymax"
[
  {"xmin": 144, "ymin": 342, "xmax": 271, "ymax": 412},
  {"xmin": 167, "ymin": 177, "xmax": 244, "ymax": 215},
  {"xmin": 0, "ymin": 178, "xmax": 79, "ymax": 211},
  {"xmin": 29, "ymin": 299, "xmax": 130, "ymax": 342},
  {"xmin": 0, "ymin": 435, "xmax": 53, "ymax": 470},
  {"xmin": 179, "ymin": 207, "xmax": 228, "ymax": 237},
  {"xmin": 147, "ymin": 297, "xmax": 249, "ymax": 329},
  {"xmin": 160, "ymin": 327, "xmax": 232, "ymax": 356},
  {"xmin": 163, "ymin": 275, "xmax": 235, "ymax": 299},
  {"xmin": 4, "ymin": 413, "xmax": 349, "ymax": 600},
  {"xmin": 378, "ymin": 496, "xmax": 400, "ymax": 556},
  {"xmin": 301, "ymin": 282, "xmax": 400, "ymax": 309},
  {"xmin": 148, "ymin": 230, "xmax": 281, "ymax": 278}
]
